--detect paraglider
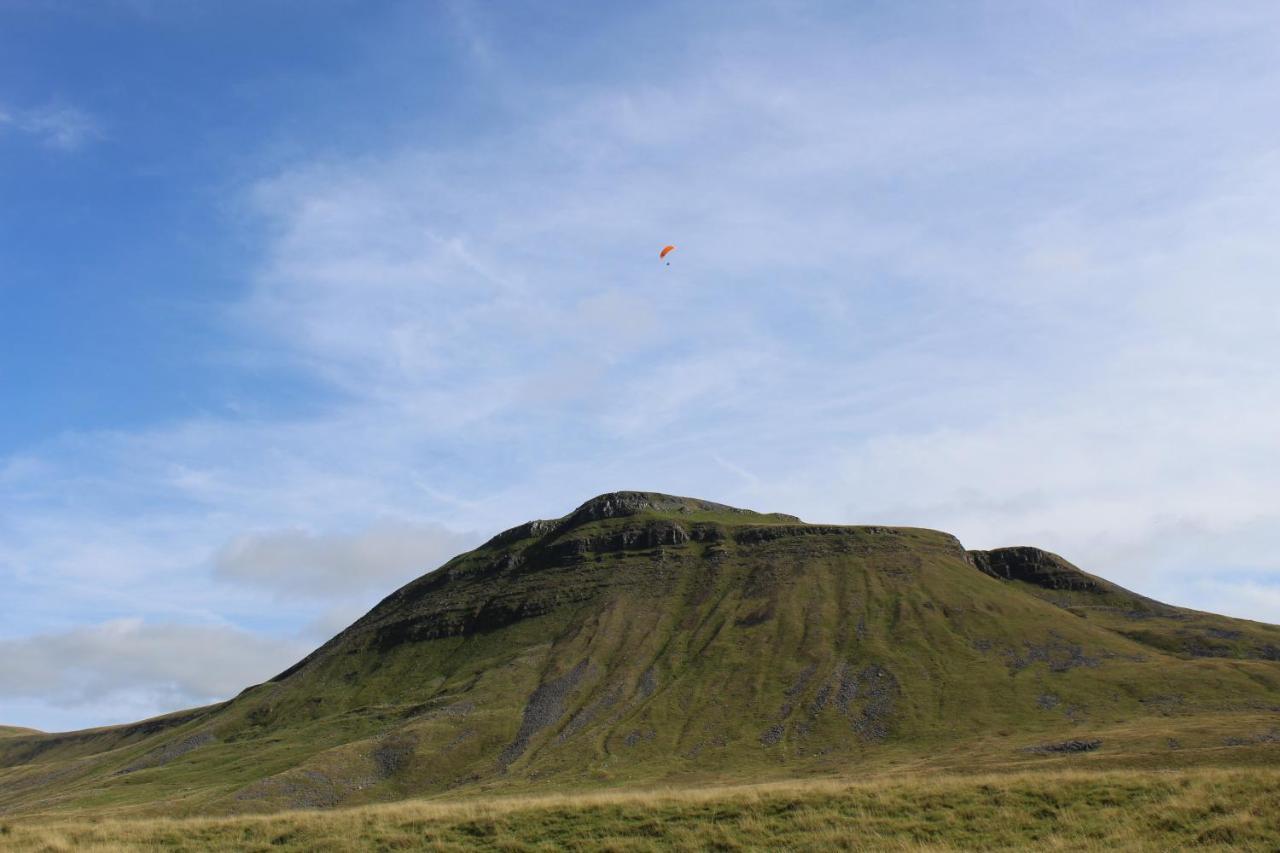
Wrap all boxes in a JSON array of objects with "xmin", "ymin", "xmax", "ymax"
[{"xmin": 660, "ymin": 245, "xmax": 676, "ymax": 266}]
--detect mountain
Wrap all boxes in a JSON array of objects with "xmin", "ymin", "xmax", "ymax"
[{"xmin": 3, "ymin": 492, "xmax": 1278, "ymax": 817}]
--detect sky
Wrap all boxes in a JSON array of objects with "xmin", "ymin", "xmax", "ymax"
[{"xmin": 2, "ymin": 0, "xmax": 1279, "ymax": 732}]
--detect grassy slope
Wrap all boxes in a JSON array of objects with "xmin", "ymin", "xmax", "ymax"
[
  {"xmin": 2, "ymin": 493, "xmax": 1278, "ymax": 821},
  {"xmin": 970, "ymin": 546, "xmax": 1280, "ymax": 661},
  {"xmin": 0, "ymin": 727, "xmax": 41, "ymax": 738}
]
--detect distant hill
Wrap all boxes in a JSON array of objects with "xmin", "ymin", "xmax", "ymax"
[
  {"xmin": 2, "ymin": 491, "xmax": 1278, "ymax": 817},
  {"xmin": 0, "ymin": 726, "xmax": 41, "ymax": 738}
]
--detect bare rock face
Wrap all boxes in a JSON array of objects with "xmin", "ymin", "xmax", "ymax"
[
  {"xmin": 1026, "ymin": 739, "xmax": 1102, "ymax": 754},
  {"xmin": 967, "ymin": 546, "xmax": 1110, "ymax": 593},
  {"xmin": 561, "ymin": 491, "xmax": 799, "ymax": 528},
  {"xmin": 480, "ymin": 491, "xmax": 798, "ymax": 551},
  {"xmin": 116, "ymin": 732, "xmax": 217, "ymax": 775}
]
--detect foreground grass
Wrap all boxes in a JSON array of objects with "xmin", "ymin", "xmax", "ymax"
[{"xmin": 4, "ymin": 767, "xmax": 1278, "ymax": 851}]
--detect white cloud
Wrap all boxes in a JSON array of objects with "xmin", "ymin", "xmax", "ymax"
[
  {"xmin": 0, "ymin": 103, "xmax": 99, "ymax": 150},
  {"xmin": 0, "ymin": 620, "xmax": 308, "ymax": 730},
  {"xmin": 214, "ymin": 521, "xmax": 477, "ymax": 597}
]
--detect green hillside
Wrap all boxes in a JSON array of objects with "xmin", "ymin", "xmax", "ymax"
[
  {"xmin": 2, "ymin": 492, "xmax": 1278, "ymax": 818},
  {"xmin": 0, "ymin": 727, "xmax": 41, "ymax": 739}
]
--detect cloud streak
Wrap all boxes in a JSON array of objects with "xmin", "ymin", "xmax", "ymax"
[{"xmin": 0, "ymin": 103, "xmax": 99, "ymax": 150}]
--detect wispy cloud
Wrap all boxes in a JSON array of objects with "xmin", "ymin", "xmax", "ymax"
[
  {"xmin": 3, "ymin": 1, "xmax": 1280, "ymax": 729},
  {"xmin": 0, "ymin": 619, "xmax": 307, "ymax": 729},
  {"xmin": 0, "ymin": 103, "xmax": 100, "ymax": 150}
]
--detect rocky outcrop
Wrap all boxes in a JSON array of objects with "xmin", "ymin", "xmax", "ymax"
[
  {"xmin": 116, "ymin": 732, "xmax": 217, "ymax": 775},
  {"xmin": 478, "ymin": 492, "xmax": 798, "ymax": 552},
  {"xmin": 561, "ymin": 491, "xmax": 793, "ymax": 527},
  {"xmin": 968, "ymin": 546, "xmax": 1111, "ymax": 593},
  {"xmin": 1025, "ymin": 739, "xmax": 1102, "ymax": 754}
]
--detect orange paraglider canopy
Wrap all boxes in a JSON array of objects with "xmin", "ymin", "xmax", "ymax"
[{"xmin": 660, "ymin": 245, "xmax": 676, "ymax": 259}]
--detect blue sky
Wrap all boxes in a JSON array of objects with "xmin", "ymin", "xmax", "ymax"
[{"xmin": 3, "ymin": 0, "xmax": 1280, "ymax": 731}]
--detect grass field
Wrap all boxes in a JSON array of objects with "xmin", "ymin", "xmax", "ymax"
[{"xmin": 4, "ymin": 767, "xmax": 1278, "ymax": 851}]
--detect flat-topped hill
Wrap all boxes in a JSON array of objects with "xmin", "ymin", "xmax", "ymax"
[{"xmin": 2, "ymin": 492, "xmax": 1278, "ymax": 817}]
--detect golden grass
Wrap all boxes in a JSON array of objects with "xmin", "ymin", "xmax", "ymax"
[{"xmin": 4, "ymin": 766, "xmax": 1279, "ymax": 851}]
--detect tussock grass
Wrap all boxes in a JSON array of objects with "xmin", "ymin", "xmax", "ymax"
[{"xmin": 5, "ymin": 767, "xmax": 1278, "ymax": 851}]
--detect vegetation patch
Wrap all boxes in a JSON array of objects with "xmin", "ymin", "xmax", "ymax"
[{"xmin": 5, "ymin": 768, "xmax": 1280, "ymax": 851}]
